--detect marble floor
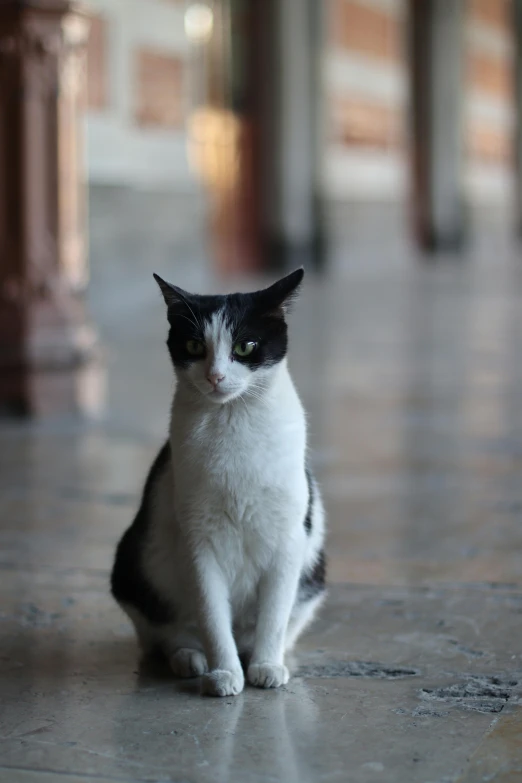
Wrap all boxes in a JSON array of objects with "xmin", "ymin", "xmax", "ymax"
[{"xmin": 1, "ymin": 201, "xmax": 522, "ymax": 782}]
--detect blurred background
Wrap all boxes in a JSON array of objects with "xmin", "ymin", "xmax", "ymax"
[
  {"xmin": 2, "ymin": 7, "xmax": 522, "ymax": 778},
  {"xmin": 1, "ymin": 0, "xmax": 521, "ymax": 423},
  {"xmin": 2, "ymin": 0, "xmax": 522, "ymax": 584}
]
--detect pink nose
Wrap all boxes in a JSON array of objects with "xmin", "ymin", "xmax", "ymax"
[{"xmin": 207, "ymin": 372, "xmax": 225, "ymax": 388}]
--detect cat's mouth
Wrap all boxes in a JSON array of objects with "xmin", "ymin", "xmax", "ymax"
[
  {"xmin": 205, "ymin": 385, "xmax": 241, "ymax": 404},
  {"xmin": 189, "ymin": 378, "xmax": 243, "ymax": 403}
]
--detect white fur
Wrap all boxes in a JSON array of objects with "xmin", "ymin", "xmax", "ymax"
[
  {"xmin": 119, "ymin": 309, "xmax": 326, "ymax": 696},
  {"xmin": 182, "ymin": 306, "xmax": 275, "ymax": 404}
]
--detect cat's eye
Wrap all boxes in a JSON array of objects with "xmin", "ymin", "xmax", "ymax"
[
  {"xmin": 233, "ymin": 341, "xmax": 257, "ymax": 358},
  {"xmin": 186, "ymin": 339, "xmax": 205, "ymax": 356}
]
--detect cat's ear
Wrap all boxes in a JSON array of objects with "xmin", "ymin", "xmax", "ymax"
[
  {"xmin": 255, "ymin": 268, "xmax": 304, "ymax": 316},
  {"xmin": 153, "ymin": 274, "xmax": 191, "ymax": 309}
]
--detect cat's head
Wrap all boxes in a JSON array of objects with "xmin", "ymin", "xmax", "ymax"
[{"xmin": 154, "ymin": 269, "xmax": 304, "ymax": 404}]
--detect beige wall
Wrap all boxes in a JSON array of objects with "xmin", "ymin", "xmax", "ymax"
[
  {"xmin": 84, "ymin": 0, "xmax": 195, "ymax": 189},
  {"xmin": 84, "ymin": 0, "xmax": 517, "ymax": 202},
  {"xmin": 465, "ymin": 0, "xmax": 515, "ymax": 199},
  {"xmin": 325, "ymin": 0, "xmax": 516, "ymax": 201},
  {"xmin": 325, "ymin": 0, "xmax": 407, "ymax": 198}
]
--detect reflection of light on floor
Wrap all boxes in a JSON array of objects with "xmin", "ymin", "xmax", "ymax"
[
  {"xmin": 24, "ymin": 360, "xmax": 107, "ymax": 418},
  {"xmin": 186, "ymin": 107, "xmax": 240, "ymax": 194},
  {"xmin": 76, "ymin": 360, "xmax": 106, "ymax": 418}
]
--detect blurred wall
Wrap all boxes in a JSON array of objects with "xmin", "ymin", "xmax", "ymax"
[
  {"xmin": 325, "ymin": 0, "xmax": 407, "ymax": 199},
  {"xmin": 325, "ymin": 0, "xmax": 515, "ymax": 204},
  {"xmin": 465, "ymin": 0, "xmax": 515, "ymax": 201},
  {"xmin": 84, "ymin": 0, "xmax": 516, "ymax": 204},
  {"xmin": 85, "ymin": 0, "xmax": 197, "ymax": 191}
]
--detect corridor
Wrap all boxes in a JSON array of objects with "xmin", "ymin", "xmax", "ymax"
[{"xmin": 1, "ymin": 205, "xmax": 521, "ymax": 782}]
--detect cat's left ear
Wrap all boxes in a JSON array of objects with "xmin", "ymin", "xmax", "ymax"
[
  {"xmin": 256, "ymin": 268, "xmax": 304, "ymax": 315},
  {"xmin": 153, "ymin": 274, "xmax": 191, "ymax": 309}
]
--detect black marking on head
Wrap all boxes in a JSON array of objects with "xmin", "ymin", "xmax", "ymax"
[
  {"xmin": 111, "ymin": 441, "xmax": 175, "ymax": 625},
  {"xmin": 298, "ymin": 549, "xmax": 326, "ymax": 602},
  {"xmin": 226, "ymin": 291, "xmax": 289, "ymax": 370},
  {"xmin": 153, "ymin": 274, "xmax": 192, "ymax": 309},
  {"xmin": 304, "ymin": 467, "xmax": 313, "ymax": 534},
  {"xmin": 153, "ymin": 269, "xmax": 304, "ymax": 372},
  {"xmin": 252, "ymin": 268, "xmax": 304, "ymax": 316},
  {"xmin": 153, "ymin": 274, "xmax": 212, "ymax": 369}
]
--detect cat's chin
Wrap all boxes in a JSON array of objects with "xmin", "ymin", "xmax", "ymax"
[{"xmin": 198, "ymin": 387, "xmax": 244, "ymax": 405}]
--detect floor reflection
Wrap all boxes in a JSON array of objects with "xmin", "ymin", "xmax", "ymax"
[
  {"xmin": 116, "ymin": 655, "xmax": 321, "ymax": 783},
  {"xmin": 2, "ymin": 207, "xmax": 522, "ymax": 781}
]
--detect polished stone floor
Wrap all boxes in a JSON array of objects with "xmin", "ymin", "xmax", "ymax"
[{"xmin": 1, "ymin": 199, "xmax": 522, "ymax": 782}]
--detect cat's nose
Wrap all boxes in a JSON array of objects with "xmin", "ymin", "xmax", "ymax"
[{"xmin": 207, "ymin": 372, "xmax": 225, "ymax": 388}]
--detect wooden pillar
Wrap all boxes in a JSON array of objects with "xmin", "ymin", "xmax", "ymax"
[
  {"xmin": 257, "ymin": 0, "xmax": 325, "ymax": 270},
  {"xmin": 198, "ymin": 0, "xmax": 325, "ymax": 274},
  {"xmin": 409, "ymin": 0, "xmax": 466, "ymax": 251},
  {"xmin": 0, "ymin": 0, "xmax": 97, "ymax": 415},
  {"xmin": 513, "ymin": 0, "xmax": 522, "ymax": 237}
]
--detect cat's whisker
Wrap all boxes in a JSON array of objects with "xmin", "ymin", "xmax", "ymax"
[
  {"xmin": 249, "ymin": 382, "xmax": 269, "ymax": 396},
  {"xmin": 177, "ymin": 291, "xmax": 205, "ymax": 335},
  {"xmin": 237, "ymin": 392, "xmax": 250, "ymax": 414},
  {"xmin": 244, "ymin": 389, "xmax": 265, "ymax": 404},
  {"xmin": 176, "ymin": 312, "xmax": 200, "ymax": 331},
  {"xmin": 245, "ymin": 381, "xmax": 271, "ymax": 400},
  {"xmin": 233, "ymin": 304, "xmax": 248, "ymax": 338}
]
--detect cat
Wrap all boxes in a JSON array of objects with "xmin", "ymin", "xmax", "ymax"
[{"xmin": 111, "ymin": 268, "xmax": 326, "ymax": 697}]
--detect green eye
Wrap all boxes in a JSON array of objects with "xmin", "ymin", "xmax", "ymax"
[
  {"xmin": 186, "ymin": 339, "xmax": 205, "ymax": 356},
  {"xmin": 233, "ymin": 341, "xmax": 257, "ymax": 358}
]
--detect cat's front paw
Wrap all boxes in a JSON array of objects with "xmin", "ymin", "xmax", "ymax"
[
  {"xmin": 169, "ymin": 648, "xmax": 208, "ymax": 678},
  {"xmin": 201, "ymin": 668, "xmax": 244, "ymax": 697},
  {"xmin": 247, "ymin": 662, "xmax": 289, "ymax": 689}
]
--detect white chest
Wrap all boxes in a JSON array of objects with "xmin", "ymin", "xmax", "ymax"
[{"xmin": 170, "ymin": 396, "xmax": 307, "ymax": 539}]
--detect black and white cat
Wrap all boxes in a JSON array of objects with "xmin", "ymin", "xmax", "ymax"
[{"xmin": 111, "ymin": 269, "xmax": 326, "ymax": 697}]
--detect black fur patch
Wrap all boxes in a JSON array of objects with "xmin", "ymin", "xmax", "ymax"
[
  {"xmin": 154, "ymin": 270, "xmax": 303, "ymax": 372},
  {"xmin": 111, "ymin": 441, "xmax": 175, "ymax": 625},
  {"xmin": 164, "ymin": 292, "xmax": 289, "ymax": 371},
  {"xmin": 304, "ymin": 467, "xmax": 313, "ymax": 534},
  {"xmin": 229, "ymin": 294, "xmax": 289, "ymax": 370},
  {"xmin": 298, "ymin": 549, "xmax": 327, "ymax": 602}
]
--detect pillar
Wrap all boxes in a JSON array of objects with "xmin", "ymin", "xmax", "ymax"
[
  {"xmin": 0, "ymin": 0, "xmax": 97, "ymax": 414},
  {"xmin": 513, "ymin": 0, "xmax": 522, "ymax": 236},
  {"xmin": 409, "ymin": 0, "xmax": 466, "ymax": 251},
  {"xmin": 258, "ymin": 0, "xmax": 325, "ymax": 270}
]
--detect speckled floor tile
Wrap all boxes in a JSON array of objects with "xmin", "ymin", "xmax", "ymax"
[{"xmin": 2, "ymin": 207, "xmax": 522, "ymax": 781}]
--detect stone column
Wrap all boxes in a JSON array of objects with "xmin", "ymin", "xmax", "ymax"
[
  {"xmin": 408, "ymin": 0, "xmax": 466, "ymax": 251},
  {"xmin": 0, "ymin": 0, "xmax": 97, "ymax": 414},
  {"xmin": 255, "ymin": 0, "xmax": 325, "ymax": 270}
]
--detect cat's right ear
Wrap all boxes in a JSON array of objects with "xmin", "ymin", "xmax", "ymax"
[
  {"xmin": 153, "ymin": 274, "xmax": 190, "ymax": 309},
  {"xmin": 254, "ymin": 268, "xmax": 304, "ymax": 316}
]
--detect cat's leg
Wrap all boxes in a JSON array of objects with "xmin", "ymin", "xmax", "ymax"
[
  {"xmin": 191, "ymin": 549, "xmax": 244, "ymax": 697},
  {"xmin": 286, "ymin": 546, "xmax": 327, "ymax": 651},
  {"xmin": 285, "ymin": 592, "xmax": 326, "ymax": 652},
  {"xmin": 120, "ymin": 605, "xmax": 208, "ymax": 677},
  {"xmin": 235, "ymin": 626, "xmax": 256, "ymax": 670},
  {"xmin": 119, "ymin": 603, "xmax": 158, "ymax": 656},
  {"xmin": 170, "ymin": 648, "xmax": 208, "ymax": 678},
  {"xmin": 247, "ymin": 557, "xmax": 302, "ymax": 689},
  {"xmin": 162, "ymin": 627, "xmax": 208, "ymax": 678}
]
